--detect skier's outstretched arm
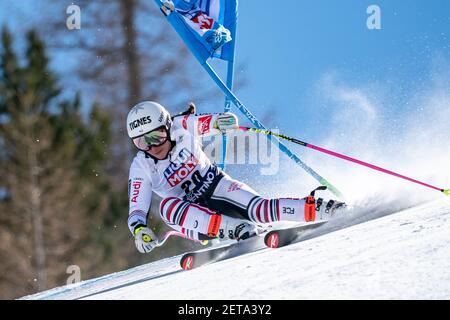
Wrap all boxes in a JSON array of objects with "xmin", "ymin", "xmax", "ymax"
[{"xmin": 172, "ymin": 111, "xmax": 239, "ymax": 138}]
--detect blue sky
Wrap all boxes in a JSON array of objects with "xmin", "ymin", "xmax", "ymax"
[{"xmin": 232, "ymin": 0, "xmax": 449, "ymax": 141}]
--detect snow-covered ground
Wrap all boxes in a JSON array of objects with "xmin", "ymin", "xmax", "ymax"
[{"xmin": 22, "ymin": 197, "xmax": 450, "ymax": 300}]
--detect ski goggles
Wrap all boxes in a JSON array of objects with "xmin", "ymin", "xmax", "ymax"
[{"xmin": 132, "ymin": 127, "xmax": 169, "ymax": 151}]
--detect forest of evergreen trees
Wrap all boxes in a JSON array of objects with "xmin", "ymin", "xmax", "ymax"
[{"xmin": 0, "ymin": 0, "xmax": 216, "ymax": 299}]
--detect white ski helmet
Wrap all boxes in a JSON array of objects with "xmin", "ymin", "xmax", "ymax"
[{"xmin": 126, "ymin": 101, "xmax": 172, "ymax": 139}]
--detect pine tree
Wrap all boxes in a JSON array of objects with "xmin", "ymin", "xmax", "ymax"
[{"xmin": 0, "ymin": 28, "xmax": 112, "ymax": 299}]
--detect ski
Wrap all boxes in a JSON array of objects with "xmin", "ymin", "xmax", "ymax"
[
  {"xmin": 180, "ymin": 242, "xmax": 238, "ymax": 270},
  {"xmin": 264, "ymin": 221, "xmax": 327, "ymax": 249},
  {"xmin": 180, "ymin": 233, "xmax": 266, "ymax": 270}
]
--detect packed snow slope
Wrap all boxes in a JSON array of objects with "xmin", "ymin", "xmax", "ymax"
[{"xmin": 22, "ymin": 197, "xmax": 450, "ymax": 300}]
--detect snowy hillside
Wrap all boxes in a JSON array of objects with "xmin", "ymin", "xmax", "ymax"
[{"xmin": 22, "ymin": 197, "xmax": 450, "ymax": 300}]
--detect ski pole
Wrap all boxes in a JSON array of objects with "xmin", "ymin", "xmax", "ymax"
[
  {"xmin": 239, "ymin": 126, "xmax": 449, "ymax": 196},
  {"xmin": 154, "ymin": 230, "xmax": 209, "ymax": 248}
]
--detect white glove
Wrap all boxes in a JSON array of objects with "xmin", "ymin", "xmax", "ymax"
[
  {"xmin": 214, "ymin": 112, "xmax": 239, "ymax": 132},
  {"xmin": 134, "ymin": 226, "xmax": 158, "ymax": 253}
]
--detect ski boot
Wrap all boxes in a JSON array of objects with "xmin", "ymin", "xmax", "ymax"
[
  {"xmin": 306, "ymin": 186, "xmax": 347, "ymax": 221},
  {"xmin": 218, "ymin": 215, "xmax": 258, "ymax": 241}
]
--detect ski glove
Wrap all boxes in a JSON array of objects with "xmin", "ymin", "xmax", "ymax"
[
  {"xmin": 214, "ymin": 112, "xmax": 239, "ymax": 132},
  {"xmin": 134, "ymin": 226, "xmax": 158, "ymax": 253}
]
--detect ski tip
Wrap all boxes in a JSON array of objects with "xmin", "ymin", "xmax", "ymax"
[
  {"xmin": 265, "ymin": 232, "xmax": 280, "ymax": 248},
  {"xmin": 181, "ymin": 254, "xmax": 195, "ymax": 271},
  {"xmin": 443, "ymin": 189, "xmax": 450, "ymax": 196}
]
